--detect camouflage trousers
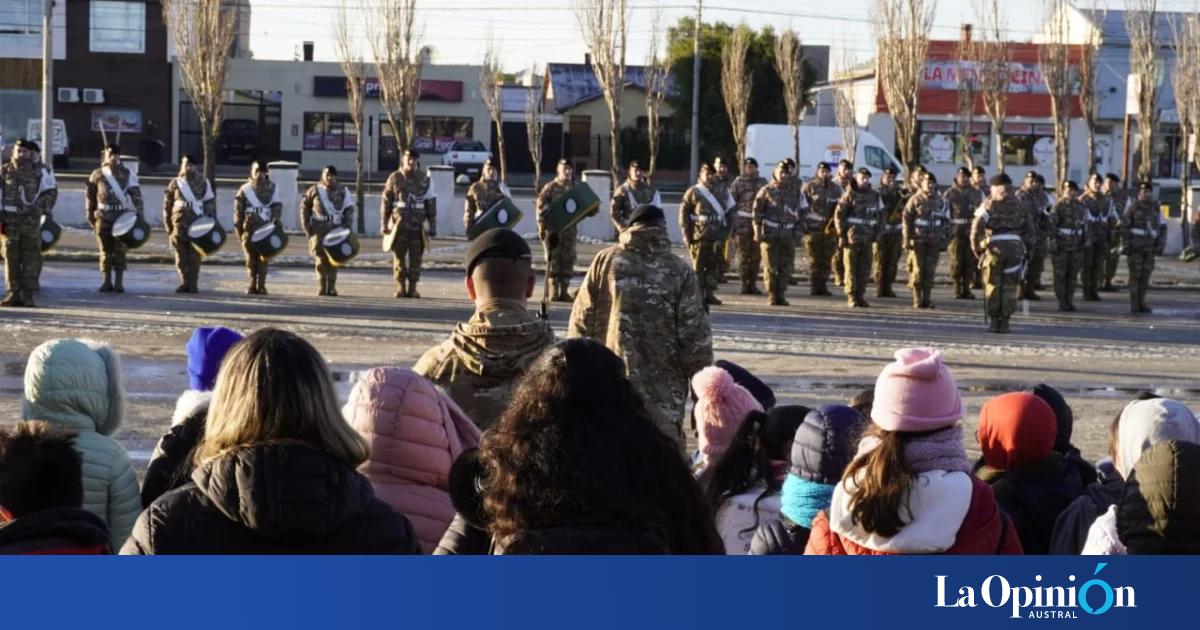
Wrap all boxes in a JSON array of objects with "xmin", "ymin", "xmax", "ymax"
[
  {"xmin": 906, "ymin": 242, "xmax": 940, "ymax": 306},
  {"xmin": 873, "ymin": 232, "xmax": 903, "ymax": 296},
  {"xmin": 308, "ymin": 234, "xmax": 338, "ymax": 289},
  {"xmin": 735, "ymin": 225, "xmax": 761, "ymax": 286},
  {"xmin": 1051, "ymin": 249, "xmax": 1083, "ymax": 309},
  {"xmin": 689, "ymin": 239, "xmax": 723, "ymax": 296},
  {"xmin": 804, "ymin": 230, "xmax": 837, "ymax": 292},
  {"xmin": 1080, "ymin": 240, "xmax": 1108, "ymax": 297},
  {"xmin": 842, "ymin": 241, "xmax": 872, "ymax": 304},
  {"xmin": 760, "ymin": 238, "xmax": 795, "ymax": 299},
  {"xmin": 1025, "ymin": 240, "xmax": 1048, "ymax": 291},
  {"xmin": 717, "ymin": 237, "xmax": 731, "ymax": 280},
  {"xmin": 1127, "ymin": 247, "xmax": 1155, "ymax": 311},
  {"xmin": 1, "ymin": 217, "xmax": 40, "ymax": 294},
  {"xmin": 948, "ymin": 231, "xmax": 974, "ymax": 296},
  {"xmin": 239, "ymin": 237, "xmax": 269, "ymax": 287},
  {"xmin": 983, "ymin": 240, "xmax": 1024, "ymax": 325},
  {"xmin": 170, "ymin": 230, "xmax": 202, "ymax": 290},
  {"xmin": 391, "ymin": 230, "xmax": 426, "ymax": 284},
  {"xmin": 543, "ymin": 228, "xmax": 577, "ymax": 284},
  {"xmin": 96, "ymin": 221, "xmax": 128, "ymax": 272},
  {"xmin": 832, "ymin": 245, "xmax": 846, "ymax": 285},
  {"xmin": 1105, "ymin": 239, "xmax": 1122, "ymax": 287}
]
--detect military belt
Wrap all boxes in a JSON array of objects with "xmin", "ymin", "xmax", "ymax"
[
  {"xmin": 1057, "ymin": 228, "xmax": 1081, "ymax": 236},
  {"xmin": 951, "ymin": 218, "xmax": 971, "ymax": 225},
  {"xmin": 762, "ymin": 219, "xmax": 792, "ymax": 229},
  {"xmin": 99, "ymin": 203, "xmax": 125, "ymax": 211},
  {"xmin": 737, "ymin": 210, "xmax": 753, "ymax": 218},
  {"xmin": 987, "ymin": 233, "xmax": 1022, "ymax": 243},
  {"xmin": 846, "ymin": 217, "xmax": 870, "ymax": 225},
  {"xmin": 1129, "ymin": 228, "xmax": 1152, "ymax": 236},
  {"xmin": 914, "ymin": 219, "xmax": 939, "ymax": 227}
]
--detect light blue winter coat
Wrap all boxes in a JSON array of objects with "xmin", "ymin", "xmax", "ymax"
[{"xmin": 22, "ymin": 338, "xmax": 142, "ymax": 550}]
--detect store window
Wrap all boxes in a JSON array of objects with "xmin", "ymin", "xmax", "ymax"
[
  {"xmin": 303, "ymin": 113, "xmax": 358, "ymax": 152},
  {"xmin": 90, "ymin": 1, "xmax": 145, "ymax": 54},
  {"xmin": 918, "ymin": 120, "xmax": 990, "ymax": 166},
  {"xmin": 412, "ymin": 116, "xmax": 474, "ymax": 152},
  {"xmin": 1001, "ymin": 123, "xmax": 1056, "ymax": 167}
]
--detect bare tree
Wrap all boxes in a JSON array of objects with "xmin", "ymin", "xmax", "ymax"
[
  {"xmin": 369, "ymin": 0, "xmax": 423, "ymax": 154},
  {"xmin": 334, "ymin": 0, "xmax": 366, "ymax": 232},
  {"xmin": 834, "ymin": 44, "xmax": 859, "ymax": 164},
  {"xmin": 525, "ymin": 65, "xmax": 546, "ymax": 189},
  {"xmin": 974, "ymin": 0, "xmax": 1011, "ymax": 173},
  {"xmin": 955, "ymin": 25, "xmax": 978, "ymax": 170},
  {"xmin": 721, "ymin": 24, "xmax": 754, "ymax": 164},
  {"xmin": 573, "ymin": 0, "xmax": 628, "ymax": 182},
  {"xmin": 1126, "ymin": 0, "xmax": 1160, "ymax": 183},
  {"xmin": 1171, "ymin": 11, "xmax": 1199, "ymax": 239},
  {"xmin": 773, "ymin": 30, "xmax": 807, "ymax": 166},
  {"xmin": 870, "ymin": 0, "xmax": 936, "ymax": 170},
  {"xmin": 1078, "ymin": 0, "xmax": 1103, "ymax": 175},
  {"xmin": 479, "ymin": 39, "xmax": 507, "ymax": 181},
  {"xmin": 1040, "ymin": 0, "xmax": 1074, "ymax": 190},
  {"xmin": 644, "ymin": 9, "xmax": 673, "ymax": 178},
  {"xmin": 162, "ymin": 0, "xmax": 236, "ymax": 184}
]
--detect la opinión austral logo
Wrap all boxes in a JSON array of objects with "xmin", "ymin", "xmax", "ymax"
[{"xmin": 936, "ymin": 562, "xmax": 1135, "ymax": 619}]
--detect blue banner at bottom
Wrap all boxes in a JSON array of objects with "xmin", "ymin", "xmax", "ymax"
[{"xmin": 0, "ymin": 556, "xmax": 1185, "ymax": 628}]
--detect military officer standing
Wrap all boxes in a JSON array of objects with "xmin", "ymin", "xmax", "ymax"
[
  {"xmin": 680, "ymin": 162, "xmax": 733, "ymax": 306},
  {"xmin": 831, "ymin": 159, "xmax": 855, "ymax": 286},
  {"xmin": 300, "ymin": 165, "xmax": 355, "ymax": 296},
  {"xmin": 874, "ymin": 166, "xmax": 905, "ymax": 299},
  {"xmin": 26, "ymin": 141, "xmax": 57, "ymax": 292},
  {"xmin": 944, "ymin": 166, "xmax": 982, "ymax": 299},
  {"xmin": 713, "ymin": 156, "xmax": 735, "ymax": 283},
  {"xmin": 835, "ymin": 168, "xmax": 884, "ymax": 308},
  {"xmin": 800, "ymin": 162, "xmax": 841, "ymax": 296},
  {"xmin": 162, "ymin": 155, "xmax": 216, "ymax": 294},
  {"xmin": 752, "ymin": 160, "xmax": 807, "ymax": 306},
  {"xmin": 902, "ymin": 172, "xmax": 950, "ymax": 309},
  {"xmin": 1120, "ymin": 182, "xmax": 1165, "ymax": 314},
  {"xmin": 1102, "ymin": 173, "xmax": 1130, "ymax": 292},
  {"xmin": 1, "ymin": 139, "xmax": 54, "ymax": 307},
  {"xmin": 1048, "ymin": 181, "xmax": 1087, "ymax": 312},
  {"xmin": 731, "ymin": 157, "xmax": 769, "ymax": 295},
  {"xmin": 610, "ymin": 160, "xmax": 660, "ymax": 233},
  {"xmin": 86, "ymin": 144, "xmax": 143, "ymax": 293},
  {"xmin": 536, "ymin": 159, "xmax": 579, "ymax": 302},
  {"xmin": 1079, "ymin": 174, "xmax": 1118, "ymax": 301},
  {"xmin": 970, "ymin": 166, "xmax": 989, "ymax": 290},
  {"xmin": 1014, "ymin": 171, "xmax": 1048, "ymax": 301},
  {"xmin": 971, "ymin": 173, "xmax": 1034, "ymax": 333},
  {"xmin": 463, "ymin": 157, "xmax": 511, "ymax": 231},
  {"xmin": 382, "ymin": 149, "xmax": 437, "ymax": 299},
  {"xmin": 233, "ymin": 160, "xmax": 282, "ymax": 295}
]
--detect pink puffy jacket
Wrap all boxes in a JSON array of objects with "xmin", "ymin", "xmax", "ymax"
[{"xmin": 345, "ymin": 367, "xmax": 482, "ymax": 553}]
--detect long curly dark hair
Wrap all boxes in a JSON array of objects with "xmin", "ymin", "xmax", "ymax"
[{"xmin": 480, "ymin": 338, "xmax": 723, "ymax": 554}]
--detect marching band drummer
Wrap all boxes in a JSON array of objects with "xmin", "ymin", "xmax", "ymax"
[
  {"xmin": 1, "ymin": 139, "xmax": 56, "ymax": 307},
  {"xmin": 162, "ymin": 155, "xmax": 216, "ymax": 294},
  {"xmin": 535, "ymin": 159, "xmax": 579, "ymax": 302},
  {"xmin": 86, "ymin": 144, "xmax": 144, "ymax": 294},
  {"xmin": 234, "ymin": 160, "xmax": 283, "ymax": 295},
  {"xmin": 463, "ymin": 157, "xmax": 511, "ymax": 231},
  {"xmin": 300, "ymin": 165, "xmax": 355, "ymax": 297}
]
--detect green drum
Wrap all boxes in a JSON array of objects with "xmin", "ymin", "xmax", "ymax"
[
  {"xmin": 540, "ymin": 182, "xmax": 600, "ymax": 234},
  {"xmin": 40, "ymin": 216, "xmax": 62, "ymax": 253},
  {"xmin": 250, "ymin": 222, "xmax": 288, "ymax": 259},
  {"xmin": 467, "ymin": 196, "xmax": 523, "ymax": 241},
  {"xmin": 112, "ymin": 211, "xmax": 151, "ymax": 249},
  {"xmin": 187, "ymin": 216, "xmax": 227, "ymax": 256}
]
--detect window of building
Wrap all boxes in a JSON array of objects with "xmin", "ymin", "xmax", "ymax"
[
  {"xmin": 1000, "ymin": 123, "xmax": 1056, "ymax": 167},
  {"xmin": 412, "ymin": 116, "xmax": 474, "ymax": 152},
  {"xmin": 90, "ymin": 1, "xmax": 145, "ymax": 54},
  {"xmin": 303, "ymin": 113, "xmax": 358, "ymax": 152},
  {"xmin": 918, "ymin": 120, "xmax": 990, "ymax": 166},
  {"xmin": 0, "ymin": 0, "xmax": 41, "ymax": 35}
]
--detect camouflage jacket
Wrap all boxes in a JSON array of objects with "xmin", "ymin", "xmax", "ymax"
[
  {"xmin": 752, "ymin": 177, "xmax": 807, "ymax": 240},
  {"xmin": 1, "ymin": 160, "xmax": 56, "ymax": 220},
  {"xmin": 568, "ymin": 223, "xmax": 714, "ymax": 432},
  {"xmin": 902, "ymin": 190, "xmax": 950, "ymax": 247},
  {"xmin": 944, "ymin": 184, "xmax": 983, "ymax": 232},
  {"xmin": 536, "ymin": 177, "xmax": 577, "ymax": 237},
  {"xmin": 86, "ymin": 164, "xmax": 144, "ymax": 226},
  {"xmin": 233, "ymin": 180, "xmax": 282, "ymax": 235},
  {"xmin": 971, "ymin": 192, "xmax": 1033, "ymax": 255},
  {"xmin": 879, "ymin": 182, "xmax": 905, "ymax": 235},
  {"xmin": 382, "ymin": 169, "xmax": 437, "ymax": 235},
  {"xmin": 679, "ymin": 182, "xmax": 734, "ymax": 242},
  {"xmin": 834, "ymin": 186, "xmax": 883, "ymax": 244},
  {"xmin": 163, "ymin": 172, "xmax": 217, "ymax": 236},
  {"xmin": 1015, "ymin": 187, "xmax": 1052, "ymax": 244},
  {"xmin": 730, "ymin": 175, "xmax": 768, "ymax": 225},
  {"xmin": 1120, "ymin": 198, "xmax": 1165, "ymax": 251},
  {"xmin": 1049, "ymin": 197, "xmax": 1088, "ymax": 251},
  {"xmin": 300, "ymin": 183, "xmax": 354, "ymax": 237},
  {"xmin": 1080, "ymin": 190, "xmax": 1118, "ymax": 246},
  {"xmin": 800, "ymin": 178, "xmax": 843, "ymax": 233},
  {"xmin": 464, "ymin": 179, "xmax": 508, "ymax": 228},
  {"xmin": 414, "ymin": 298, "xmax": 556, "ymax": 430},
  {"xmin": 611, "ymin": 179, "xmax": 660, "ymax": 230}
]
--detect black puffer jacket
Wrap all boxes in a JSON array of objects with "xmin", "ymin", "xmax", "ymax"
[
  {"xmin": 141, "ymin": 392, "xmax": 210, "ymax": 506},
  {"xmin": 121, "ymin": 443, "xmax": 421, "ymax": 554},
  {"xmin": 496, "ymin": 524, "xmax": 670, "ymax": 554},
  {"xmin": 1048, "ymin": 476, "xmax": 1123, "ymax": 554},
  {"xmin": 977, "ymin": 452, "xmax": 1085, "ymax": 555},
  {"xmin": 749, "ymin": 515, "xmax": 809, "ymax": 555},
  {"xmin": 0, "ymin": 508, "xmax": 111, "ymax": 554}
]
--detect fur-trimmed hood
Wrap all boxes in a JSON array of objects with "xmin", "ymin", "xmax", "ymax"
[
  {"xmin": 172, "ymin": 390, "xmax": 212, "ymax": 427},
  {"xmin": 22, "ymin": 338, "xmax": 126, "ymax": 436}
]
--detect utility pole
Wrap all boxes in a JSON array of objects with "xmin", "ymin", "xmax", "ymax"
[
  {"xmin": 689, "ymin": 0, "xmax": 702, "ymax": 183},
  {"xmin": 41, "ymin": 0, "xmax": 54, "ymax": 169}
]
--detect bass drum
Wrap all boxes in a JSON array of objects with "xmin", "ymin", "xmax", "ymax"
[
  {"xmin": 249, "ymin": 222, "xmax": 288, "ymax": 260},
  {"xmin": 187, "ymin": 216, "xmax": 227, "ymax": 256},
  {"xmin": 111, "ymin": 211, "xmax": 151, "ymax": 249},
  {"xmin": 321, "ymin": 227, "xmax": 359, "ymax": 266}
]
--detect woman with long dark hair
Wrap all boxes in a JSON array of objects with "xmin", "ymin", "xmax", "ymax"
[{"xmin": 480, "ymin": 338, "xmax": 723, "ymax": 554}]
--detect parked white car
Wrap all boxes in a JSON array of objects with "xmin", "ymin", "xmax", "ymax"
[{"xmin": 441, "ymin": 140, "xmax": 491, "ymax": 180}]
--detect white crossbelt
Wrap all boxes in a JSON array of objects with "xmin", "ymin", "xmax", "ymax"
[
  {"xmin": 694, "ymin": 184, "xmax": 727, "ymax": 225},
  {"xmin": 737, "ymin": 210, "xmax": 753, "ymax": 218},
  {"xmin": 101, "ymin": 165, "xmax": 136, "ymax": 210},
  {"xmin": 987, "ymin": 233, "xmax": 1022, "ymax": 243},
  {"xmin": 240, "ymin": 183, "xmax": 278, "ymax": 221},
  {"xmin": 175, "ymin": 176, "xmax": 214, "ymax": 216},
  {"xmin": 1003, "ymin": 263, "xmax": 1024, "ymax": 274},
  {"xmin": 317, "ymin": 184, "xmax": 353, "ymax": 224}
]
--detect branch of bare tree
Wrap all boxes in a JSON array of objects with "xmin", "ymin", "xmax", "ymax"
[
  {"xmin": 773, "ymin": 30, "xmax": 807, "ymax": 166},
  {"xmin": 574, "ymin": 0, "xmax": 628, "ymax": 182},
  {"xmin": 721, "ymin": 24, "xmax": 754, "ymax": 164},
  {"xmin": 369, "ymin": 0, "xmax": 423, "ymax": 154},
  {"xmin": 870, "ymin": 0, "xmax": 936, "ymax": 171}
]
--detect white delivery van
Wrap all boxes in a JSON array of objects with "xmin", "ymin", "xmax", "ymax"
[
  {"xmin": 744, "ymin": 124, "xmax": 903, "ymax": 180},
  {"xmin": 26, "ymin": 119, "xmax": 70, "ymax": 169}
]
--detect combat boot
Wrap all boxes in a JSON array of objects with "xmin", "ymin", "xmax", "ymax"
[
  {"xmin": 705, "ymin": 291, "xmax": 723, "ymax": 306},
  {"xmin": 0, "ymin": 292, "xmax": 21, "ymax": 307},
  {"xmin": 749, "ymin": 281, "xmax": 762, "ymax": 295},
  {"xmin": 99, "ymin": 270, "xmax": 114, "ymax": 293},
  {"xmin": 1024, "ymin": 289, "xmax": 1041, "ymax": 301},
  {"xmin": 740, "ymin": 279, "xmax": 753, "ymax": 296},
  {"xmin": 258, "ymin": 270, "xmax": 268, "ymax": 295},
  {"xmin": 114, "ymin": 270, "xmax": 125, "ymax": 293},
  {"xmin": 409, "ymin": 279, "xmax": 422, "ymax": 299},
  {"xmin": 912, "ymin": 288, "xmax": 922, "ymax": 309},
  {"xmin": 988, "ymin": 319, "xmax": 1001, "ymax": 333},
  {"xmin": 999, "ymin": 319, "xmax": 1011, "ymax": 334},
  {"xmin": 19, "ymin": 291, "xmax": 35, "ymax": 308},
  {"xmin": 769, "ymin": 294, "xmax": 790, "ymax": 306},
  {"xmin": 247, "ymin": 273, "xmax": 257, "ymax": 295}
]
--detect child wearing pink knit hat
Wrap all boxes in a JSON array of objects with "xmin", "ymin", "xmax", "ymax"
[{"xmin": 690, "ymin": 366, "xmax": 763, "ymax": 475}]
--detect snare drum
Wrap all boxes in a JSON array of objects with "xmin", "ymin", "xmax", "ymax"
[
  {"xmin": 467, "ymin": 197, "xmax": 523, "ymax": 241},
  {"xmin": 40, "ymin": 216, "xmax": 62, "ymax": 253},
  {"xmin": 187, "ymin": 216, "xmax": 227, "ymax": 256},
  {"xmin": 249, "ymin": 223, "xmax": 288, "ymax": 260},
  {"xmin": 321, "ymin": 227, "xmax": 359, "ymax": 266},
  {"xmin": 112, "ymin": 212, "xmax": 151, "ymax": 249},
  {"xmin": 540, "ymin": 182, "xmax": 601, "ymax": 234}
]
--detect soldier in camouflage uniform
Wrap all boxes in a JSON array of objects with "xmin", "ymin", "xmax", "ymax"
[
  {"xmin": 752, "ymin": 160, "xmax": 807, "ymax": 306},
  {"xmin": 25, "ymin": 142, "xmax": 57, "ymax": 292},
  {"xmin": 86, "ymin": 144, "xmax": 144, "ymax": 293},
  {"xmin": 162, "ymin": 155, "xmax": 216, "ymax": 294},
  {"xmin": 713, "ymin": 156, "xmax": 734, "ymax": 283},
  {"xmin": 415, "ymin": 228, "xmax": 555, "ymax": 429},
  {"xmin": 382, "ymin": 149, "xmax": 437, "ymax": 299},
  {"xmin": 874, "ymin": 167, "xmax": 905, "ymax": 299},
  {"xmin": 1120, "ymin": 182, "xmax": 1165, "ymax": 314},
  {"xmin": 463, "ymin": 157, "xmax": 512, "ymax": 230},
  {"xmin": 800, "ymin": 162, "xmax": 841, "ymax": 296},
  {"xmin": 970, "ymin": 166, "xmax": 989, "ymax": 290},
  {"xmin": 1014, "ymin": 171, "xmax": 1049, "ymax": 301},
  {"xmin": 971, "ymin": 173, "xmax": 1034, "ymax": 333},
  {"xmin": 233, "ymin": 160, "xmax": 283, "ymax": 295},
  {"xmin": 536, "ymin": 160, "xmax": 580, "ymax": 302},
  {"xmin": 1, "ymin": 139, "xmax": 54, "ymax": 307},
  {"xmin": 300, "ymin": 166, "xmax": 355, "ymax": 296},
  {"xmin": 569, "ymin": 205, "xmax": 714, "ymax": 450},
  {"xmin": 1079, "ymin": 174, "xmax": 1118, "ymax": 301},
  {"xmin": 731, "ymin": 157, "xmax": 768, "ymax": 295},
  {"xmin": 1102, "ymin": 173, "xmax": 1130, "ymax": 292},
  {"xmin": 835, "ymin": 168, "xmax": 884, "ymax": 308},
  {"xmin": 831, "ymin": 159, "xmax": 855, "ymax": 286},
  {"xmin": 610, "ymin": 160, "xmax": 660, "ymax": 233},
  {"xmin": 944, "ymin": 166, "xmax": 982, "ymax": 299},
  {"xmin": 680, "ymin": 162, "xmax": 734, "ymax": 306},
  {"xmin": 1048, "ymin": 181, "xmax": 1088, "ymax": 312},
  {"xmin": 902, "ymin": 172, "xmax": 949, "ymax": 309}
]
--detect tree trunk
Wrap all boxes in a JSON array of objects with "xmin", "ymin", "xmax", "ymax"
[
  {"xmin": 994, "ymin": 128, "xmax": 1005, "ymax": 174},
  {"xmin": 648, "ymin": 124, "xmax": 658, "ymax": 178},
  {"xmin": 1180, "ymin": 131, "xmax": 1191, "ymax": 246},
  {"xmin": 1086, "ymin": 127, "xmax": 1096, "ymax": 176},
  {"xmin": 792, "ymin": 123, "xmax": 800, "ymax": 167},
  {"xmin": 199, "ymin": 116, "xmax": 216, "ymax": 189},
  {"xmin": 609, "ymin": 100, "xmax": 622, "ymax": 183},
  {"xmin": 494, "ymin": 118, "xmax": 507, "ymax": 182},
  {"xmin": 355, "ymin": 133, "xmax": 365, "ymax": 234}
]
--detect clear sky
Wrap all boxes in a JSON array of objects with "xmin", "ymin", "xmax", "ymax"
[{"xmin": 247, "ymin": 0, "xmax": 1197, "ymax": 70}]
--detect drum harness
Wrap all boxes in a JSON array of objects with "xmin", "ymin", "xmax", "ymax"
[
  {"xmin": 240, "ymin": 183, "xmax": 279, "ymax": 223},
  {"xmin": 317, "ymin": 184, "xmax": 353, "ymax": 227},
  {"xmin": 175, "ymin": 175, "xmax": 214, "ymax": 218},
  {"xmin": 100, "ymin": 165, "xmax": 136, "ymax": 214}
]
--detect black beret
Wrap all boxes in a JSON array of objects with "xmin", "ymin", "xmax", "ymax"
[
  {"xmin": 627, "ymin": 160, "xmax": 641, "ymax": 170},
  {"xmin": 1025, "ymin": 170, "xmax": 1038, "ymax": 179},
  {"xmin": 483, "ymin": 156, "xmax": 497, "ymax": 168},
  {"xmin": 1138, "ymin": 181, "xmax": 1153, "ymax": 191},
  {"xmin": 883, "ymin": 166, "xmax": 897, "ymax": 175},
  {"xmin": 465, "ymin": 228, "xmax": 531, "ymax": 276},
  {"xmin": 989, "ymin": 173, "xmax": 1012, "ymax": 187},
  {"xmin": 14, "ymin": 138, "xmax": 35, "ymax": 151},
  {"xmin": 782, "ymin": 158, "xmax": 796, "ymax": 169},
  {"xmin": 856, "ymin": 167, "xmax": 871, "ymax": 176},
  {"xmin": 628, "ymin": 204, "xmax": 665, "ymax": 226},
  {"xmin": 816, "ymin": 161, "xmax": 831, "ymax": 170},
  {"xmin": 1065, "ymin": 181, "xmax": 1080, "ymax": 191},
  {"xmin": 403, "ymin": 149, "xmax": 420, "ymax": 159},
  {"xmin": 838, "ymin": 159, "xmax": 854, "ymax": 168},
  {"xmin": 956, "ymin": 166, "xmax": 971, "ymax": 176},
  {"xmin": 558, "ymin": 158, "xmax": 571, "ymax": 167},
  {"xmin": 743, "ymin": 157, "xmax": 758, "ymax": 167},
  {"xmin": 972, "ymin": 165, "xmax": 987, "ymax": 175}
]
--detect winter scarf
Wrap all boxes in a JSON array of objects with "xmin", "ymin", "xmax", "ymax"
[
  {"xmin": 780, "ymin": 473, "xmax": 834, "ymax": 528},
  {"xmin": 856, "ymin": 424, "xmax": 972, "ymax": 473}
]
